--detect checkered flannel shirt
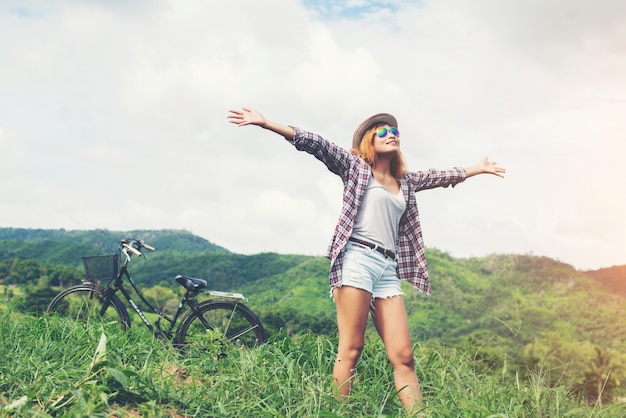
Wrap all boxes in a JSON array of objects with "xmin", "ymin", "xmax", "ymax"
[{"xmin": 287, "ymin": 127, "xmax": 467, "ymax": 295}]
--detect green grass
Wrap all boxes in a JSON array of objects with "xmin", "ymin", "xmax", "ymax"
[{"xmin": 1, "ymin": 308, "xmax": 625, "ymax": 417}]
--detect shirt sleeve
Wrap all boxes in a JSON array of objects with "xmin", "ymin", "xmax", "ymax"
[
  {"xmin": 285, "ymin": 126, "xmax": 355, "ymax": 177},
  {"xmin": 406, "ymin": 167, "xmax": 467, "ymax": 191}
]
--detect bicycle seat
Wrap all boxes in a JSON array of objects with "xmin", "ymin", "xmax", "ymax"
[{"xmin": 175, "ymin": 275, "xmax": 207, "ymax": 291}]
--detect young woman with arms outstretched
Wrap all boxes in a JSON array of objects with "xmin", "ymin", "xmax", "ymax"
[{"xmin": 227, "ymin": 106, "xmax": 505, "ymax": 415}]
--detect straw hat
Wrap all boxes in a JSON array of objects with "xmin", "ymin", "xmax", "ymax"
[{"xmin": 352, "ymin": 113, "xmax": 398, "ymax": 149}]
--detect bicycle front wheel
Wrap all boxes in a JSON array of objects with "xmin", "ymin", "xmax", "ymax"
[
  {"xmin": 175, "ymin": 300, "xmax": 265, "ymax": 350},
  {"xmin": 46, "ymin": 284, "xmax": 131, "ymax": 330}
]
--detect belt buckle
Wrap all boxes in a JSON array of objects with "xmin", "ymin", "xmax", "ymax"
[{"xmin": 383, "ymin": 248, "xmax": 394, "ymax": 259}]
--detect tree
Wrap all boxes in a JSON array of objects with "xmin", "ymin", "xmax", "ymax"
[
  {"xmin": 2, "ymin": 259, "xmax": 40, "ymax": 285},
  {"xmin": 581, "ymin": 347, "xmax": 624, "ymax": 407},
  {"xmin": 47, "ymin": 265, "xmax": 82, "ymax": 287}
]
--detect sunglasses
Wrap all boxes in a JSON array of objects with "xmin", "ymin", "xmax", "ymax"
[{"xmin": 375, "ymin": 127, "xmax": 400, "ymax": 138}]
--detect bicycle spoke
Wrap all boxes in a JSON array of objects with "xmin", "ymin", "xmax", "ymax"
[
  {"xmin": 226, "ymin": 323, "xmax": 260, "ymax": 343},
  {"xmin": 176, "ymin": 300, "xmax": 265, "ymax": 353}
]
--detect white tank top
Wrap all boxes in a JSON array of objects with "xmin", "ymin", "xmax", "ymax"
[{"xmin": 352, "ymin": 175, "xmax": 406, "ymax": 251}]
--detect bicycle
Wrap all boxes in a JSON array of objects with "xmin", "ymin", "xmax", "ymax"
[{"xmin": 46, "ymin": 238, "xmax": 266, "ymax": 351}]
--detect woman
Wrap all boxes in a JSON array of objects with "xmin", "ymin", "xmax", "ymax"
[{"xmin": 227, "ymin": 106, "xmax": 505, "ymax": 414}]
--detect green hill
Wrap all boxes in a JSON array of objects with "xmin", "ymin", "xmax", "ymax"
[
  {"xmin": 586, "ymin": 264, "xmax": 626, "ymax": 298},
  {"xmin": 0, "ymin": 227, "xmax": 229, "ymax": 268}
]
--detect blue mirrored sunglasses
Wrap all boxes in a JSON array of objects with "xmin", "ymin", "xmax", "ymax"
[{"xmin": 375, "ymin": 127, "xmax": 400, "ymax": 138}]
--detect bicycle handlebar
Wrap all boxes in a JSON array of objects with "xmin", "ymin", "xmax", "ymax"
[
  {"xmin": 123, "ymin": 242, "xmax": 143, "ymax": 256},
  {"xmin": 120, "ymin": 238, "xmax": 155, "ymax": 258},
  {"xmin": 141, "ymin": 242, "xmax": 155, "ymax": 252}
]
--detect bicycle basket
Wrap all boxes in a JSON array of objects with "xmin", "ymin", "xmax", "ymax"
[{"xmin": 82, "ymin": 254, "xmax": 119, "ymax": 282}]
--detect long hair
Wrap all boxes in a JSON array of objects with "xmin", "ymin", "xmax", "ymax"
[{"xmin": 351, "ymin": 125, "xmax": 408, "ymax": 178}]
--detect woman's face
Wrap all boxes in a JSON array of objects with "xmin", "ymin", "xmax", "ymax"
[{"xmin": 372, "ymin": 124, "xmax": 400, "ymax": 156}]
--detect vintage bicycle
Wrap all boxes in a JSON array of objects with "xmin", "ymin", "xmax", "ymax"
[{"xmin": 46, "ymin": 238, "xmax": 266, "ymax": 350}]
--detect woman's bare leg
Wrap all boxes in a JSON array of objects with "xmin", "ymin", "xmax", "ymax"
[
  {"xmin": 332, "ymin": 286, "xmax": 372, "ymax": 398},
  {"xmin": 372, "ymin": 296, "xmax": 423, "ymax": 414}
]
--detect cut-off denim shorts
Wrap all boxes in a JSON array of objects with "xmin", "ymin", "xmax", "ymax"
[{"xmin": 334, "ymin": 241, "xmax": 404, "ymax": 300}]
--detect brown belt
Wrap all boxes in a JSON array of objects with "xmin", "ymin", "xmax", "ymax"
[{"xmin": 348, "ymin": 237, "xmax": 396, "ymax": 260}]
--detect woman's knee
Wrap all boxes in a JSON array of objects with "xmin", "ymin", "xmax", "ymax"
[
  {"xmin": 388, "ymin": 346, "xmax": 415, "ymax": 369},
  {"xmin": 338, "ymin": 343, "xmax": 364, "ymax": 362}
]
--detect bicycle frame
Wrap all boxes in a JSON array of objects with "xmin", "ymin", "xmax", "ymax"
[{"xmin": 104, "ymin": 265, "xmax": 177, "ymax": 336}]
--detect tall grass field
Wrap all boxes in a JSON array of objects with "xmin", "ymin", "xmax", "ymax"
[{"xmin": 2, "ymin": 307, "xmax": 625, "ymax": 417}]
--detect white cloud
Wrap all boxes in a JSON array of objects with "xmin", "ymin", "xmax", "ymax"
[{"xmin": 0, "ymin": 0, "xmax": 625, "ymax": 269}]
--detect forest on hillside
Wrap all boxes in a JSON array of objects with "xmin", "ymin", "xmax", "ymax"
[{"xmin": 2, "ymin": 227, "xmax": 626, "ymax": 407}]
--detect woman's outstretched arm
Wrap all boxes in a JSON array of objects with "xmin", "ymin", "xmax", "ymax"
[{"xmin": 227, "ymin": 106, "xmax": 295, "ymax": 139}]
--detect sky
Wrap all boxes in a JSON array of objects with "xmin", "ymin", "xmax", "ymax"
[{"xmin": 1, "ymin": 0, "xmax": 625, "ymax": 271}]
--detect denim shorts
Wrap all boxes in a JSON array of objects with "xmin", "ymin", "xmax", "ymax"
[{"xmin": 335, "ymin": 241, "xmax": 404, "ymax": 299}]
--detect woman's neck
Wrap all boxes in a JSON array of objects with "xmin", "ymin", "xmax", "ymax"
[
  {"xmin": 371, "ymin": 158, "xmax": 400, "ymax": 194},
  {"xmin": 372, "ymin": 155, "xmax": 393, "ymax": 177}
]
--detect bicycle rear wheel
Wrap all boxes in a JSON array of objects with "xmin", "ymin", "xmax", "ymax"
[
  {"xmin": 46, "ymin": 284, "xmax": 130, "ymax": 330},
  {"xmin": 175, "ymin": 300, "xmax": 265, "ymax": 350}
]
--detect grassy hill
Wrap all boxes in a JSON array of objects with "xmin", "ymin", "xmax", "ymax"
[
  {"xmin": 4, "ymin": 312, "xmax": 620, "ymax": 417},
  {"xmin": 2, "ymin": 227, "xmax": 626, "ymax": 411}
]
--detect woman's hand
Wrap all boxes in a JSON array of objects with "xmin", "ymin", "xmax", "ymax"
[
  {"xmin": 465, "ymin": 156, "xmax": 506, "ymax": 178},
  {"xmin": 227, "ymin": 106, "xmax": 295, "ymax": 139},
  {"xmin": 227, "ymin": 106, "xmax": 266, "ymax": 127}
]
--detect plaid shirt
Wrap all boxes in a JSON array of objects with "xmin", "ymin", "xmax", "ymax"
[{"xmin": 288, "ymin": 127, "xmax": 467, "ymax": 295}]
